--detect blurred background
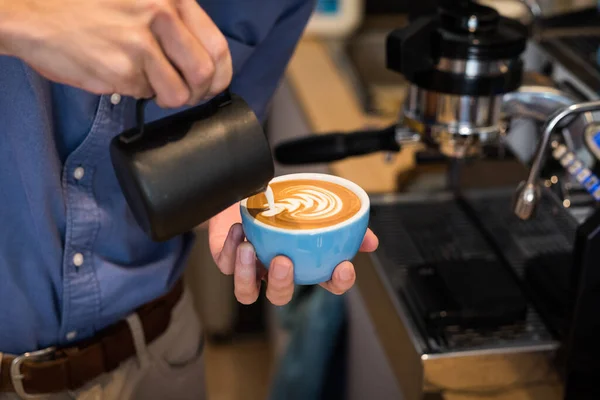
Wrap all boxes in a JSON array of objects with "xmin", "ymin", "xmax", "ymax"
[{"xmin": 185, "ymin": 1, "xmax": 600, "ymax": 399}]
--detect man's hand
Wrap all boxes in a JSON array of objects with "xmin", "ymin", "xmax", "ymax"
[
  {"xmin": 0, "ymin": 0, "xmax": 232, "ymax": 108},
  {"xmin": 209, "ymin": 204, "xmax": 379, "ymax": 306}
]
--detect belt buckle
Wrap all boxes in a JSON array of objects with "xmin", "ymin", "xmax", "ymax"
[{"xmin": 10, "ymin": 347, "xmax": 57, "ymax": 399}]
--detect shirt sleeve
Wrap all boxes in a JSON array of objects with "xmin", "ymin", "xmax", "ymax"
[{"xmin": 144, "ymin": 0, "xmax": 315, "ymax": 122}]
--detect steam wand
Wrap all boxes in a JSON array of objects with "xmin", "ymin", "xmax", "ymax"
[{"xmin": 513, "ymin": 100, "xmax": 600, "ymax": 220}]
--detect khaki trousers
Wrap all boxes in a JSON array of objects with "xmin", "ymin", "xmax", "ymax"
[{"xmin": 0, "ymin": 287, "xmax": 206, "ymax": 400}]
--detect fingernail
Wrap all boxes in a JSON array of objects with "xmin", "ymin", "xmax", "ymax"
[
  {"xmin": 340, "ymin": 266, "xmax": 354, "ymax": 282},
  {"xmin": 232, "ymin": 224, "xmax": 244, "ymax": 241},
  {"xmin": 240, "ymin": 243, "xmax": 254, "ymax": 265},
  {"xmin": 272, "ymin": 260, "xmax": 290, "ymax": 280}
]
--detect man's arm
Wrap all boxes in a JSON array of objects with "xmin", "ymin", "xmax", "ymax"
[{"xmin": 0, "ymin": 0, "xmax": 232, "ymax": 108}]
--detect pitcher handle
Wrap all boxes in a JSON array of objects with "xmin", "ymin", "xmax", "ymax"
[{"xmin": 133, "ymin": 88, "xmax": 232, "ymax": 137}]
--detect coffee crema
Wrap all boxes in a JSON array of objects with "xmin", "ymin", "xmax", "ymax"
[{"xmin": 246, "ymin": 179, "xmax": 361, "ymax": 230}]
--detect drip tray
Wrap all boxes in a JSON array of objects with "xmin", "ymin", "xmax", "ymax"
[
  {"xmin": 405, "ymin": 259, "xmax": 529, "ymax": 336},
  {"xmin": 368, "ymin": 188, "xmax": 577, "ymax": 355}
]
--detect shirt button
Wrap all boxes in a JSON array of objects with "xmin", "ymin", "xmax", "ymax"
[
  {"xmin": 73, "ymin": 167, "xmax": 85, "ymax": 180},
  {"xmin": 110, "ymin": 93, "xmax": 122, "ymax": 105},
  {"xmin": 73, "ymin": 253, "xmax": 84, "ymax": 267},
  {"xmin": 66, "ymin": 331, "xmax": 78, "ymax": 341}
]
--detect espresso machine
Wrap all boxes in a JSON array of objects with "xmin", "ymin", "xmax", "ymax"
[{"xmin": 275, "ymin": 1, "xmax": 600, "ymax": 398}]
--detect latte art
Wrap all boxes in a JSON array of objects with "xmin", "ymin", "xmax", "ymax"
[
  {"xmin": 247, "ymin": 179, "xmax": 361, "ymax": 230},
  {"xmin": 261, "ymin": 185, "xmax": 344, "ymax": 219}
]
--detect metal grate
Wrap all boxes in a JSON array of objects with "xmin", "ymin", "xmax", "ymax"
[
  {"xmin": 464, "ymin": 191, "xmax": 577, "ymax": 273},
  {"xmin": 369, "ymin": 190, "xmax": 570, "ymax": 354},
  {"xmin": 372, "ymin": 201, "xmax": 495, "ymax": 266},
  {"xmin": 464, "ymin": 191, "xmax": 578, "ymax": 338}
]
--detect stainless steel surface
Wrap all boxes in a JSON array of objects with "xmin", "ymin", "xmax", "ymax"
[
  {"xmin": 403, "ymin": 84, "xmax": 503, "ymax": 157},
  {"xmin": 401, "ymin": 69, "xmax": 554, "ymax": 159},
  {"xmin": 502, "ymin": 85, "xmax": 577, "ymax": 122},
  {"xmin": 403, "ymin": 82, "xmax": 597, "ymax": 162},
  {"xmin": 435, "ymin": 93, "xmax": 503, "ymax": 136},
  {"xmin": 514, "ymin": 100, "xmax": 600, "ymax": 220},
  {"xmin": 422, "ymin": 348, "xmax": 562, "ymax": 395},
  {"xmin": 437, "ymin": 58, "xmax": 513, "ymax": 77},
  {"xmin": 501, "ymin": 84, "xmax": 586, "ymax": 163},
  {"xmin": 352, "ymin": 251, "xmax": 427, "ymax": 400}
]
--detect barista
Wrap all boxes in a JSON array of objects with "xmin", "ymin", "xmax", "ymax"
[{"xmin": 0, "ymin": 1, "xmax": 379, "ymax": 399}]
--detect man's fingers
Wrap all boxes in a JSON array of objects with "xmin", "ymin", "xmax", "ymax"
[
  {"xmin": 234, "ymin": 242, "xmax": 260, "ymax": 305},
  {"xmin": 142, "ymin": 28, "xmax": 189, "ymax": 108},
  {"xmin": 359, "ymin": 228, "xmax": 379, "ymax": 253},
  {"xmin": 266, "ymin": 256, "xmax": 294, "ymax": 306},
  {"xmin": 319, "ymin": 261, "xmax": 356, "ymax": 295},
  {"xmin": 151, "ymin": 7, "xmax": 215, "ymax": 105},
  {"xmin": 214, "ymin": 223, "xmax": 244, "ymax": 275},
  {"xmin": 177, "ymin": 0, "xmax": 232, "ymax": 97}
]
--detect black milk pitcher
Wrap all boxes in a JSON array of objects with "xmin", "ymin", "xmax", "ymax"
[{"xmin": 110, "ymin": 91, "xmax": 275, "ymax": 242}]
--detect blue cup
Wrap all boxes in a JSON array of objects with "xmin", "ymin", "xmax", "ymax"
[{"xmin": 240, "ymin": 173, "xmax": 370, "ymax": 285}]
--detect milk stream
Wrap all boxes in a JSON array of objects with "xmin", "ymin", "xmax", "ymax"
[{"xmin": 265, "ymin": 185, "xmax": 275, "ymax": 211}]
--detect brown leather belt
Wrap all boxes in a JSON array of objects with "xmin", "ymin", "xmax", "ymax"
[{"xmin": 0, "ymin": 280, "xmax": 183, "ymax": 398}]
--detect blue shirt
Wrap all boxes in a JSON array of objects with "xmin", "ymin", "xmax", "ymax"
[{"xmin": 0, "ymin": 0, "xmax": 314, "ymax": 354}]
